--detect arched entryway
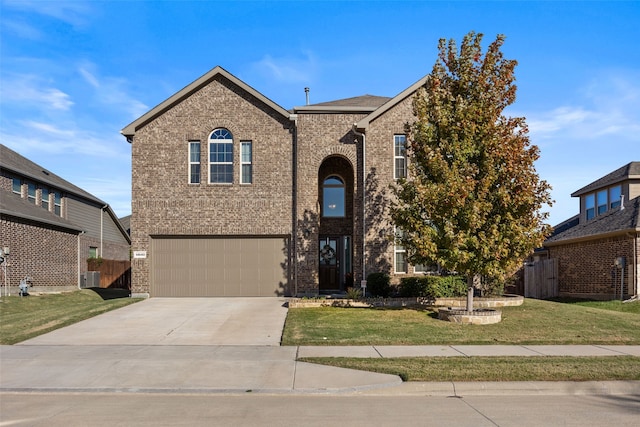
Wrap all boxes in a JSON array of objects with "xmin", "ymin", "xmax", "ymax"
[{"xmin": 318, "ymin": 156, "xmax": 354, "ymax": 292}]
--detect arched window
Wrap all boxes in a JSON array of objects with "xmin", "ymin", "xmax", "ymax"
[
  {"xmin": 322, "ymin": 175, "xmax": 345, "ymax": 217},
  {"xmin": 209, "ymin": 128, "xmax": 233, "ymax": 184}
]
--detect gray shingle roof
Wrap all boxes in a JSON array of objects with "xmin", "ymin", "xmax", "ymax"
[
  {"xmin": 572, "ymin": 162, "xmax": 640, "ymax": 197},
  {"xmin": 545, "ymin": 196, "xmax": 640, "ymax": 244},
  {"xmin": 0, "ymin": 144, "xmax": 105, "ymax": 205},
  {"xmin": 310, "ymin": 95, "xmax": 391, "ymax": 109},
  {"xmin": 0, "ymin": 191, "xmax": 83, "ymax": 233}
]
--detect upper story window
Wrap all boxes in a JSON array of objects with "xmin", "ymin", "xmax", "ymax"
[
  {"xmin": 609, "ymin": 185, "xmax": 622, "ymax": 209},
  {"xmin": 240, "ymin": 141, "xmax": 252, "ymax": 184},
  {"xmin": 12, "ymin": 177, "xmax": 21, "ymax": 195},
  {"xmin": 394, "ymin": 134, "xmax": 407, "ymax": 179},
  {"xmin": 189, "ymin": 141, "xmax": 201, "ymax": 184},
  {"xmin": 41, "ymin": 188, "xmax": 50, "ymax": 211},
  {"xmin": 27, "ymin": 183, "xmax": 36, "ymax": 204},
  {"xmin": 209, "ymin": 128, "xmax": 233, "ymax": 184},
  {"xmin": 54, "ymin": 191, "xmax": 62, "ymax": 216},
  {"xmin": 585, "ymin": 184, "xmax": 623, "ymax": 220},
  {"xmin": 322, "ymin": 176, "xmax": 345, "ymax": 217}
]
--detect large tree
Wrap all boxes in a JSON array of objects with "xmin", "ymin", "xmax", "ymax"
[{"xmin": 391, "ymin": 32, "xmax": 552, "ymax": 311}]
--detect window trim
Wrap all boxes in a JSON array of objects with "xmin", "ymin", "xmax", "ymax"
[
  {"xmin": 322, "ymin": 175, "xmax": 346, "ymax": 218},
  {"xmin": 27, "ymin": 183, "xmax": 36, "ymax": 204},
  {"xmin": 609, "ymin": 185, "xmax": 622, "ymax": 209},
  {"xmin": 394, "ymin": 227, "xmax": 408, "ymax": 274},
  {"xmin": 54, "ymin": 191, "xmax": 62, "ymax": 216},
  {"xmin": 240, "ymin": 140, "xmax": 252, "ymax": 184},
  {"xmin": 208, "ymin": 128, "xmax": 234, "ymax": 184},
  {"xmin": 41, "ymin": 188, "xmax": 50, "ymax": 211},
  {"xmin": 12, "ymin": 178, "xmax": 21, "ymax": 195},
  {"xmin": 188, "ymin": 140, "xmax": 201, "ymax": 184},
  {"xmin": 393, "ymin": 134, "xmax": 407, "ymax": 180}
]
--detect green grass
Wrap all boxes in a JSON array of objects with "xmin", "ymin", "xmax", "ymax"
[
  {"xmin": 300, "ymin": 356, "xmax": 640, "ymax": 382},
  {"xmin": 0, "ymin": 289, "xmax": 141, "ymax": 344},
  {"xmin": 282, "ymin": 298, "xmax": 640, "ymax": 345}
]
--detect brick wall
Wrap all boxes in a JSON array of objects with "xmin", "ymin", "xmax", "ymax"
[
  {"xmin": 0, "ymin": 217, "xmax": 79, "ymax": 293},
  {"xmin": 130, "ymin": 75, "xmax": 294, "ymax": 294},
  {"xmin": 363, "ymin": 95, "xmax": 415, "ymax": 281},
  {"xmin": 294, "ymin": 112, "xmax": 363, "ymax": 294},
  {"xmin": 548, "ymin": 234, "xmax": 637, "ymax": 299}
]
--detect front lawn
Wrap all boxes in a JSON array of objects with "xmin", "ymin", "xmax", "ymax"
[
  {"xmin": 300, "ymin": 356, "xmax": 640, "ymax": 382},
  {"xmin": 0, "ymin": 289, "xmax": 141, "ymax": 344},
  {"xmin": 282, "ymin": 298, "xmax": 640, "ymax": 345}
]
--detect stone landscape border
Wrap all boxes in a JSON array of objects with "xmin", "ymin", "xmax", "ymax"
[{"xmin": 288, "ymin": 294, "xmax": 524, "ymax": 309}]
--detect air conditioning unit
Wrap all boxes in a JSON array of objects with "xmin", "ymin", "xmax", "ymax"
[{"xmin": 82, "ymin": 271, "xmax": 101, "ymax": 288}]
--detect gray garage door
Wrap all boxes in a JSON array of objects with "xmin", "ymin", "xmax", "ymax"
[{"xmin": 151, "ymin": 237, "xmax": 290, "ymax": 297}]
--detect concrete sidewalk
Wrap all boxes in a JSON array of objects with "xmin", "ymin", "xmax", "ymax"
[
  {"xmin": 2, "ymin": 344, "xmax": 639, "ymax": 395},
  {"xmin": 297, "ymin": 344, "xmax": 640, "ymax": 358}
]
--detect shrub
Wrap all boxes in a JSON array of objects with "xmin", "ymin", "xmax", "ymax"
[
  {"xmin": 345, "ymin": 287, "xmax": 362, "ymax": 300},
  {"xmin": 366, "ymin": 272, "xmax": 391, "ymax": 298},
  {"xmin": 398, "ymin": 275, "xmax": 467, "ymax": 298}
]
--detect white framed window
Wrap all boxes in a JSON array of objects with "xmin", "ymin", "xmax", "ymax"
[
  {"xmin": 609, "ymin": 185, "xmax": 622, "ymax": 209},
  {"xmin": 596, "ymin": 189, "xmax": 607, "ymax": 215},
  {"xmin": 54, "ymin": 191, "xmax": 62, "ymax": 216},
  {"xmin": 27, "ymin": 183, "xmax": 36, "ymax": 204},
  {"xmin": 394, "ymin": 134, "xmax": 407, "ymax": 179},
  {"xmin": 209, "ymin": 128, "xmax": 233, "ymax": 184},
  {"xmin": 394, "ymin": 227, "xmax": 407, "ymax": 273},
  {"xmin": 240, "ymin": 141, "xmax": 252, "ymax": 184},
  {"xmin": 12, "ymin": 178, "xmax": 21, "ymax": 195},
  {"xmin": 189, "ymin": 141, "xmax": 201, "ymax": 184},
  {"xmin": 322, "ymin": 176, "xmax": 345, "ymax": 217},
  {"xmin": 585, "ymin": 194, "xmax": 595, "ymax": 220},
  {"xmin": 89, "ymin": 247, "xmax": 98, "ymax": 258},
  {"xmin": 41, "ymin": 188, "xmax": 50, "ymax": 211}
]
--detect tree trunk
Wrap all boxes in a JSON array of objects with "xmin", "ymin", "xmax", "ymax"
[{"xmin": 466, "ymin": 275, "xmax": 481, "ymax": 312}]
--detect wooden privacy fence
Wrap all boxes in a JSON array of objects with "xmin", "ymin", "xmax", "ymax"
[
  {"xmin": 87, "ymin": 259, "xmax": 131, "ymax": 290},
  {"xmin": 524, "ymin": 258, "xmax": 558, "ymax": 299}
]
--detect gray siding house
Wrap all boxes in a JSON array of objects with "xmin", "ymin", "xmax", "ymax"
[{"xmin": 0, "ymin": 144, "xmax": 131, "ymax": 293}]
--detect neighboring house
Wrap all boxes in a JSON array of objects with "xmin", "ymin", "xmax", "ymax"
[
  {"xmin": 543, "ymin": 162, "xmax": 640, "ymax": 300},
  {"xmin": 122, "ymin": 66, "xmax": 434, "ymax": 297},
  {"xmin": 0, "ymin": 144, "xmax": 131, "ymax": 293},
  {"xmin": 119, "ymin": 215, "xmax": 131, "ymax": 236}
]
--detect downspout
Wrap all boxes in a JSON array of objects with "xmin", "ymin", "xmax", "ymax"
[
  {"xmin": 77, "ymin": 231, "xmax": 85, "ymax": 289},
  {"xmin": 353, "ymin": 126, "xmax": 366, "ymax": 284},
  {"xmin": 291, "ymin": 114, "xmax": 298, "ymax": 296},
  {"xmin": 100, "ymin": 205, "xmax": 107, "ymax": 257}
]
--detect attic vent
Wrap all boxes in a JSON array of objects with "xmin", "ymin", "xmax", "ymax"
[{"xmin": 42, "ymin": 170, "xmax": 50, "ymax": 176}]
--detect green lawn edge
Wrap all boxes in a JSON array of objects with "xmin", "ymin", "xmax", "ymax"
[{"xmin": 299, "ymin": 356, "xmax": 640, "ymax": 382}]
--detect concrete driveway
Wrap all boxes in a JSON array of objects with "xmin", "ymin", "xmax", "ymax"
[
  {"xmin": 19, "ymin": 297, "xmax": 289, "ymax": 346},
  {"xmin": 2, "ymin": 296, "xmax": 401, "ymax": 394}
]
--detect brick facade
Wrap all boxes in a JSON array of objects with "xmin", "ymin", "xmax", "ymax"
[
  {"xmin": 130, "ymin": 75, "xmax": 294, "ymax": 294},
  {"xmin": 548, "ymin": 234, "xmax": 638, "ymax": 299},
  {"xmin": 1, "ymin": 217, "xmax": 78, "ymax": 293},
  {"xmin": 125, "ymin": 67, "xmax": 439, "ymax": 297}
]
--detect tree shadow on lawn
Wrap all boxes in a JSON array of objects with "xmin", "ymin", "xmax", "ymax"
[{"xmin": 86, "ymin": 287, "xmax": 130, "ymax": 300}]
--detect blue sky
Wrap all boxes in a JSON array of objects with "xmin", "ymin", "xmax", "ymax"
[{"xmin": 1, "ymin": 1, "xmax": 638, "ymax": 225}]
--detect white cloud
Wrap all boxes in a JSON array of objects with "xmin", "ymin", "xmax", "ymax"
[
  {"xmin": 77, "ymin": 62, "xmax": 149, "ymax": 119},
  {"xmin": 252, "ymin": 51, "xmax": 318, "ymax": 83},
  {"xmin": 0, "ymin": 74, "xmax": 74, "ymax": 111},
  {"xmin": 527, "ymin": 72, "xmax": 640, "ymax": 142},
  {"xmin": 2, "ymin": 0, "xmax": 93, "ymax": 28}
]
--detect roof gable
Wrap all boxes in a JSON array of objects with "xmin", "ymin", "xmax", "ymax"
[
  {"xmin": 121, "ymin": 66, "xmax": 291, "ymax": 137},
  {"xmin": 355, "ymin": 73, "xmax": 429, "ymax": 130},
  {"xmin": 572, "ymin": 162, "xmax": 640, "ymax": 197}
]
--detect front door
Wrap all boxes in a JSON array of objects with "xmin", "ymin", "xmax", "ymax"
[{"xmin": 319, "ymin": 237, "xmax": 341, "ymax": 291}]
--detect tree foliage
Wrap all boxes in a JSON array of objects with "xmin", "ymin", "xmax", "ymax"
[{"xmin": 391, "ymin": 32, "xmax": 553, "ymax": 285}]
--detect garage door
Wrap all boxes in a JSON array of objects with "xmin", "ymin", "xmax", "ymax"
[{"xmin": 151, "ymin": 237, "xmax": 290, "ymax": 297}]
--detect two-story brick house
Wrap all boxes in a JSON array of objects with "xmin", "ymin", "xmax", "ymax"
[
  {"xmin": 544, "ymin": 162, "xmax": 640, "ymax": 299},
  {"xmin": 122, "ymin": 66, "xmax": 432, "ymax": 297},
  {"xmin": 0, "ymin": 144, "xmax": 131, "ymax": 293}
]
